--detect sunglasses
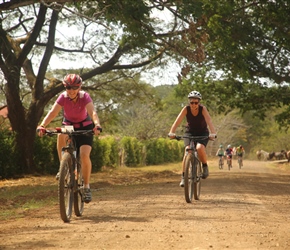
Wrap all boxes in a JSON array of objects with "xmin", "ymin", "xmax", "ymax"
[
  {"xmin": 190, "ymin": 101, "xmax": 199, "ymax": 105},
  {"xmin": 65, "ymin": 86, "xmax": 79, "ymax": 90}
]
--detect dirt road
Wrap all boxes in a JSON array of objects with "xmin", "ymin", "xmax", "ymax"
[{"xmin": 1, "ymin": 160, "xmax": 290, "ymax": 250}]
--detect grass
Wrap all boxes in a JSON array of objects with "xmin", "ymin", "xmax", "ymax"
[{"xmin": 0, "ymin": 178, "xmax": 58, "ymax": 221}]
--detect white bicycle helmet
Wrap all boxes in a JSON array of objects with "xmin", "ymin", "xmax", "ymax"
[
  {"xmin": 227, "ymin": 144, "xmax": 231, "ymax": 148},
  {"xmin": 188, "ymin": 90, "xmax": 202, "ymax": 100}
]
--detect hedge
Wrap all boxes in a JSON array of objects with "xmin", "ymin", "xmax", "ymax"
[{"xmin": 0, "ymin": 131, "xmax": 184, "ymax": 179}]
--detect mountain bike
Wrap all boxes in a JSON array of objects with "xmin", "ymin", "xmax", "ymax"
[
  {"xmin": 226, "ymin": 155, "xmax": 232, "ymax": 170},
  {"xmin": 172, "ymin": 135, "xmax": 212, "ymax": 203},
  {"xmin": 41, "ymin": 126, "xmax": 98, "ymax": 222},
  {"xmin": 218, "ymin": 155, "xmax": 223, "ymax": 170},
  {"xmin": 237, "ymin": 155, "xmax": 243, "ymax": 169}
]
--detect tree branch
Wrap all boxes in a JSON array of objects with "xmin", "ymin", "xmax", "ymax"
[
  {"xmin": 0, "ymin": 0, "xmax": 77, "ymax": 11},
  {"xmin": 17, "ymin": 4, "xmax": 47, "ymax": 65}
]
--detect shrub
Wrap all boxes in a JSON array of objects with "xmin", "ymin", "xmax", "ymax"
[
  {"xmin": 2, "ymin": 132, "xmax": 184, "ymax": 178},
  {"xmin": 34, "ymin": 135, "xmax": 59, "ymax": 174},
  {"xmin": 120, "ymin": 136, "xmax": 142, "ymax": 167},
  {"xmin": 0, "ymin": 131, "xmax": 21, "ymax": 179}
]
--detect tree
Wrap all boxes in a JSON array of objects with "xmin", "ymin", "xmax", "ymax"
[
  {"xmin": 0, "ymin": 1, "xmax": 208, "ymax": 173},
  {"xmin": 1, "ymin": 1, "xmax": 290, "ymax": 174},
  {"xmin": 176, "ymin": 0, "xmax": 290, "ymax": 123}
]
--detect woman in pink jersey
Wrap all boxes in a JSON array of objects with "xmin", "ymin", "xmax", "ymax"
[{"xmin": 37, "ymin": 74, "xmax": 102, "ymax": 203}]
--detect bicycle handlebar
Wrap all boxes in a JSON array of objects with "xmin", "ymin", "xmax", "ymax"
[
  {"xmin": 37, "ymin": 127, "xmax": 102, "ymax": 136},
  {"xmin": 169, "ymin": 135, "xmax": 216, "ymax": 141}
]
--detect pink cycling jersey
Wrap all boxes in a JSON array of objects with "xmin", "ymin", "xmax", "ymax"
[{"xmin": 56, "ymin": 91, "xmax": 92, "ymax": 123}]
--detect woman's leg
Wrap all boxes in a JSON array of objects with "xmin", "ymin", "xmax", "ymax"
[
  {"xmin": 79, "ymin": 145, "xmax": 92, "ymax": 187},
  {"xmin": 197, "ymin": 144, "xmax": 207, "ymax": 164},
  {"xmin": 196, "ymin": 143, "xmax": 209, "ymax": 179},
  {"xmin": 57, "ymin": 134, "xmax": 68, "ymax": 162},
  {"xmin": 79, "ymin": 144, "xmax": 92, "ymax": 203}
]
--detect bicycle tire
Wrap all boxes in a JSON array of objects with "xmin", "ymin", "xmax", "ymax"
[
  {"xmin": 59, "ymin": 152, "xmax": 74, "ymax": 223},
  {"xmin": 74, "ymin": 161, "xmax": 84, "ymax": 217},
  {"xmin": 193, "ymin": 157, "xmax": 201, "ymax": 200},
  {"xmin": 238, "ymin": 158, "xmax": 242, "ymax": 169},
  {"xmin": 227, "ymin": 159, "xmax": 231, "ymax": 170},
  {"xmin": 184, "ymin": 153, "xmax": 194, "ymax": 203},
  {"xmin": 219, "ymin": 158, "xmax": 223, "ymax": 169}
]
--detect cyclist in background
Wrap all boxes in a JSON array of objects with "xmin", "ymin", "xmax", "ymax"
[
  {"xmin": 168, "ymin": 90, "xmax": 216, "ymax": 187},
  {"xmin": 216, "ymin": 144, "xmax": 225, "ymax": 166},
  {"xmin": 236, "ymin": 145, "xmax": 245, "ymax": 167},
  {"xmin": 37, "ymin": 74, "xmax": 102, "ymax": 203},
  {"xmin": 225, "ymin": 144, "xmax": 233, "ymax": 167}
]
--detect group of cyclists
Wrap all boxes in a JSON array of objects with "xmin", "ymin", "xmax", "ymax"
[
  {"xmin": 36, "ymin": 77, "xmax": 245, "ymax": 202},
  {"xmin": 216, "ymin": 144, "xmax": 245, "ymax": 169}
]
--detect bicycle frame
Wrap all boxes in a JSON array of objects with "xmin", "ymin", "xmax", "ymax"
[
  {"xmin": 237, "ymin": 155, "xmax": 243, "ymax": 169},
  {"xmin": 226, "ymin": 155, "xmax": 232, "ymax": 170},
  {"xmin": 218, "ymin": 155, "xmax": 223, "ymax": 169},
  {"xmin": 44, "ymin": 126, "xmax": 94, "ymax": 222},
  {"xmin": 61, "ymin": 133, "xmax": 82, "ymax": 194},
  {"xmin": 174, "ymin": 135, "xmax": 209, "ymax": 203}
]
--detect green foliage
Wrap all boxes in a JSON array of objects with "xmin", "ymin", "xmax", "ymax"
[
  {"xmin": 145, "ymin": 138, "xmax": 183, "ymax": 165},
  {"xmin": 120, "ymin": 136, "xmax": 142, "ymax": 167},
  {"xmin": 33, "ymin": 135, "xmax": 59, "ymax": 174},
  {"xmin": 0, "ymin": 131, "xmax": 21, "ymax": 179},
  {"xmin": 91, "ymin": 137, "xmax": 104, "ymax": 172},
  {"xmin": 100, "ymin": 136, "xmax": 119, "ymax": 168},
  {"xmin": 169, "ymin": 0, "xmax": 290, "ymax": 127},
  {"xmin": 2, "ymin": 0, "xmax": 290, "ymax": 175}
]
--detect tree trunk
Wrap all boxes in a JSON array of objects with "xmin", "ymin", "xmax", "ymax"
[
  {"xmin": 14, "ymin": 126, "xmax": 37, "ymax": 174},
  {"xmin": 5, "ymin": 67, "xmax": 41, "ymax": 173}
]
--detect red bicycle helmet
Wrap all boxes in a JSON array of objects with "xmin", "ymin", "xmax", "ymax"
[{"xmin": 63, "ymin": 74, "xmax": 82, "ymax": 87}]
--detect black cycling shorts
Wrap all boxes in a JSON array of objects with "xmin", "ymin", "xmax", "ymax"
[
  {"xmin": 183, "ymin": 132, "xmax": 209, "ymax": 148},
  {"xmin": 74, "ymin": 123, "xmax": 94, "ymax": 149}
]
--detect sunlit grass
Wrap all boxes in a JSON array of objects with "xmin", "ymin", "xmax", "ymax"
[
  {"xmin": 116, "ymin": 162, "xmax": 181, "ymax": 173},
  {"xmin": 0, "ymin": 183, "xmax": 57, "ymax": 221}
]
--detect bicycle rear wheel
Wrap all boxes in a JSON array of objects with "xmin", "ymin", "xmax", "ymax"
[
  {"xmin": 59, "ymin": 152, "xmax": 74, "ymax": 223},
  {"xmin": 184, "ymin": 153, "xmax": 194, "ymax": 203},
  {"xmin": 74, "ymin": 162, "xmax": 84, "ymax": 217},
  {"xmin": 193, "ymin": 157, "xmax": 201, "ymax": 200}
]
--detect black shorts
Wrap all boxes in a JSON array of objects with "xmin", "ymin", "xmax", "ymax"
[
  {"xmin": 183, "ymin": 132, "xmax": 209, "ymax": 148},
  {"xmin": 74, "ymin": 123, "xmax": 94, "ymax": 149}
]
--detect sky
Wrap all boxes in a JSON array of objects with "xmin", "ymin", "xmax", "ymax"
[{"xmin": 47, "ymin": 6, "xmax": 180, "ymax": 87}]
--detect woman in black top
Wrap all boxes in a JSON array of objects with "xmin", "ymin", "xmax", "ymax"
[{"xmin": 168, "ymin": 91, "xmax": 216, "ymax": 187}]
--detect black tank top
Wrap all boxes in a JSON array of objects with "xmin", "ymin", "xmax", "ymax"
[{"xmin": 185, "ymin": 105, "xmax": 209, "ymax": 135}]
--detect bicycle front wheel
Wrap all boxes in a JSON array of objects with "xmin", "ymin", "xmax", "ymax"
[
  {"xmin": 184, "ymin": 153, "xmax": 194, "ymax": 203},
  {"xmin": 219, "ymin": 158, "xmax": 223, "ymax": 169},
  {"xmin": 74, "ymin": 162, "xmax": 84, "ymax": 217},
  {"xmin": 227, "ymin": 159, "xmax": 231, "ymax": 170},
  {"xmin": 193, "ymin": 157, "xmax": 201, "ymax": 200},
  {"xmin": 59, "ymin": 152, "xmax": 74, "ymax": 223},
  {"xmin": 238, "ymin": 158, "xmax": 242, "ymax": 169}
]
